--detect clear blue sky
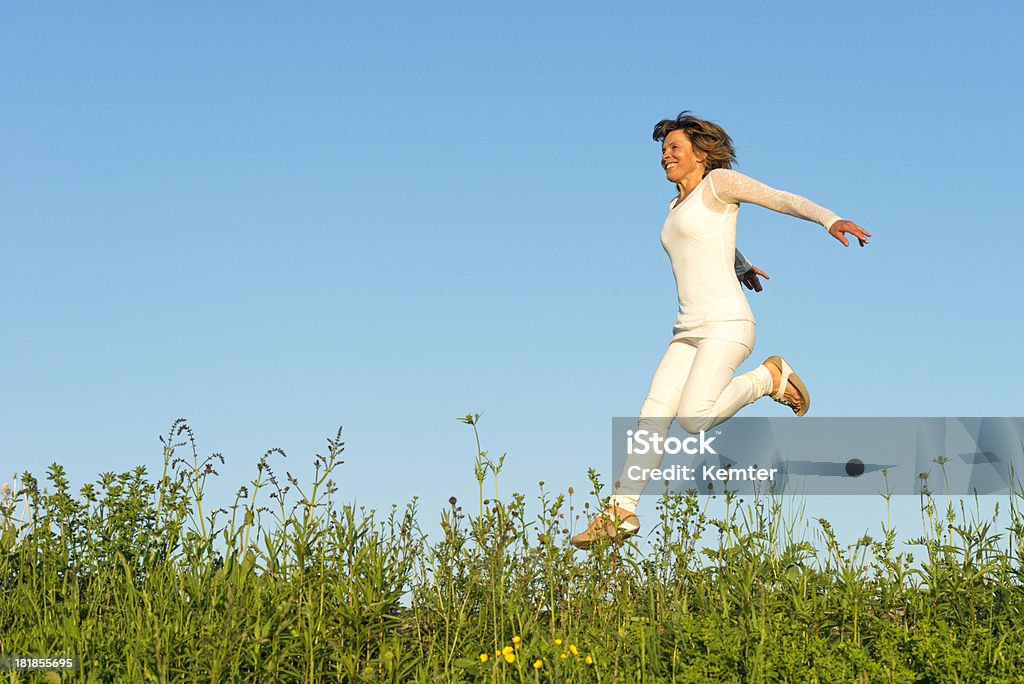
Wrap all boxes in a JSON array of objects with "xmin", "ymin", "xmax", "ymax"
[{"xmin": 3, "ymin": 2, "xmax": 1022, "ymax": 548}]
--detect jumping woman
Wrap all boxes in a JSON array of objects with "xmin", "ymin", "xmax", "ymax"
[{"xmin": 571, "ymin": 111, "xmax": 871, "ymax": 549}]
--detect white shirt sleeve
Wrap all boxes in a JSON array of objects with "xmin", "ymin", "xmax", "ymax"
[
  {"xmin": 705, "ymin": 168, "xmax": 842, "ymax": 230},
  {"xmin": 734, "ymin": 249, "xmax": 753, "ymax": 277}
]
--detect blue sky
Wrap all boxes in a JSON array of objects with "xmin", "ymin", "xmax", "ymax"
[{"xmin": 3, "ymin": 2, "xmax": 1022, "ymax": 548}]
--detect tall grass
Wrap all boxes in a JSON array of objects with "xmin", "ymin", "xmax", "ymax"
[{"xmin": 2, "ymin": 416, "xmax": 1024, "ymax": 682}]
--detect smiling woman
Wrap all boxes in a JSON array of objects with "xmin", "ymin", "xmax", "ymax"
[
  {"xmin": 659, "ymin": 115, "xmax": 736, "ymax": 182},
  {"xmin": 571, "ymin": 110, "xmax": 872, "ymax": 550}
]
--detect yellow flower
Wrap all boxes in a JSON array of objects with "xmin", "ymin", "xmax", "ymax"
[
  {"xmin": 569, "ymin": 644, "xmax": 580, "ymax": 657},
  {"xmin": 554, "ymin": 638, "xmax": 563, "ymax": 646},
  {"xmin": 503, "ymin": 652, "xmax": 516, "ymax": 664},
  {"xmin": 585, "ymin": 655, "xmax": 594, "ymax": 665},
  {"xmin": 512, "ymin": 635, "xmax": 522, "ymax": 645},
  {"xmin": 533, "ymin": 659, "xmax": 543, "ymax": 670},
  {"xmin": 495, "ymin": 649, "xmax": 501, "ymax": 657},
  {"xmin": 502, "ymin": 646, "xmax": 514, "ymax": 656},
  {"xmin": 560, "ymin": 652, "xmax": 568, "ymax": 660},
  {"xmin": 479, "ymin": 653, "xmax": 489, "ymax": 663}
]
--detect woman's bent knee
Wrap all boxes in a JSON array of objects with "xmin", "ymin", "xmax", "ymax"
[{"xmin": 677, "ymin": 415, "xmax": 716, "ymax": 435}]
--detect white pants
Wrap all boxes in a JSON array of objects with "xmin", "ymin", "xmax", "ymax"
[{"xmin": 612, "ymin": 322, "xmax": 773, "ymax": 506}]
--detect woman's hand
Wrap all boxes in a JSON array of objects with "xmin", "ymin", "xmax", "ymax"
[
  {"xmin": 739, "ymin": 266, "xmax": 770, "ymax": 292},
  {"xmin": 828, "ymin": 220, "xmax": 871, "ymax": 247}
]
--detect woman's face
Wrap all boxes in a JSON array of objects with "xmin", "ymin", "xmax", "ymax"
[{"xmin": 661, "ymin": 129, "xmax": 705, "ymax": 185}]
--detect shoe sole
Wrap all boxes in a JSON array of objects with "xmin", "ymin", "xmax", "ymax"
[
  {"xmin": 765, "ymin": 355, "xmax": 811, "ymax": 417},
  {"xmin": 570, "ymin": 527, "xmax": 638, "ymax": 550}
]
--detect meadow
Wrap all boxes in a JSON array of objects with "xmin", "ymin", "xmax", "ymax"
[{"xmin": 2, "ymin": 416, "xmax": 1023, "ymax": 683}]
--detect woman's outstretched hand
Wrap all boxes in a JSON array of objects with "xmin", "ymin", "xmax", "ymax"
[
  {"xmin": 739, "ymin": 266, "xmax": 770, "ymax": 292},
  {"xmin": 828, "ymin": 220, "xmax": 871, "ymax": 247}
]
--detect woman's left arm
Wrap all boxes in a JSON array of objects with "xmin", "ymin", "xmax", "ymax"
[{"xmin": 707, "ymin": 168, "xmax": 871, "ymax": 247}]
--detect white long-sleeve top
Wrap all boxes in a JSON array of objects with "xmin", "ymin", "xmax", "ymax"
[{"xmin": 663, "ymin": 168, "xmax": 841, "ymax": 342}]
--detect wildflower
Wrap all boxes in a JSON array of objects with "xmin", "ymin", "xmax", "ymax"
[
  {"xmin": 502, "ymin": 646, "xmax": 514, "ymax": 656},
  {"xmin": 495, "ymin": 649, "xmax": 501, "ymax": 657},
  {"xmin": 585, "ymin": 655, "xmax": 594, "ymax": 665},
  {"xmin": 479, "ymin": 653, "xmax": 489, "ymax": 663},
  {"xmin": 560, "ymin": 653, "xmax": 568, "ymax": 660},
  {"xmin": 533, "ymin": 659, "xmax": 543, "ymax": 670},
  {"xmin": 569, "ymin": 644, "xmax": 579, "ymax": 657},
  {"xmin": 503, "ymin": 652, "xmax": 515, "ymax": 664},
  {"xmin": 512, "ymin": 635, "xmax": 521, "ymax": 645},
  {"xmin": 554, "ymin": 638, "xmax": 562, "ymax": 646}
]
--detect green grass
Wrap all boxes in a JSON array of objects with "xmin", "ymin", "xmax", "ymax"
[{"xmin": 2, "ymin": 416, "xmax": 1024, "ymax": 682}]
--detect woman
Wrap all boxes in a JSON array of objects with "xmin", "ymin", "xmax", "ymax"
[{"xmin": 571, "ymin": 111, "xmax": 870, "ymax": 549}]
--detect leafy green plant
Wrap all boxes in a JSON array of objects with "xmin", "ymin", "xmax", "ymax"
[{"xmin": 2, "ymin": 417, "xmax": 1024, "ymax": 682}]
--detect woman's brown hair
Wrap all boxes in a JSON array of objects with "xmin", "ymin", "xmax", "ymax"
[{"xmin": 652, "ymin": 111, "xmax": 737, "ymax": 175}]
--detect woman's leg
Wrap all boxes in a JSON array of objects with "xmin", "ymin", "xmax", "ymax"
[
  {"xmin": 609, "ymin": 339, "xmax": 699, "ymax": 516},
  {"xmin": 581, "ymin": 327, "xmax": 791, "ymax": 546},
  {"xmin": 611, "ymin": 327, "xmax": 772, "ymax": 514},
  {"xmin": 675, "ymin": 332, "xmax": 772, "ymax": 434}
]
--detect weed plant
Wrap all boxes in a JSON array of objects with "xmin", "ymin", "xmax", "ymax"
[{"xmin": 2, "ymin": 417, "xmax": 1023, "ymax": 682}]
